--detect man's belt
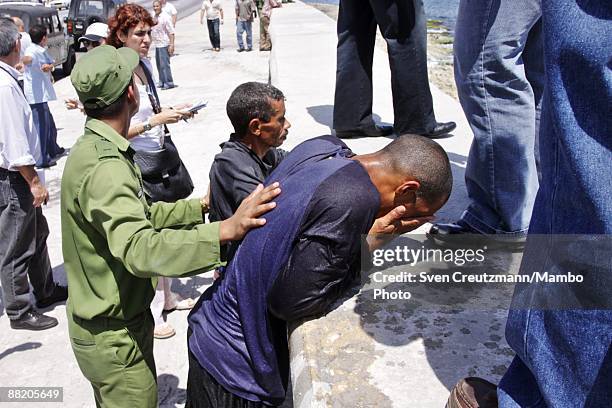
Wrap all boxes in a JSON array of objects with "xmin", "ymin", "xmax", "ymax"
[{"xmin": 72, "ymin": 311, "xmax": 151, "ymax": 331}]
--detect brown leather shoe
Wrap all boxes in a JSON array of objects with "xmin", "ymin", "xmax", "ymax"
[{"xmin": 446, "ymin": 377, "xmax": 498, "ymax": 408}]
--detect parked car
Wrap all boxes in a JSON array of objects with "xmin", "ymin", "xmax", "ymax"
[
  {"xmin": 0, "ymin": 2, "xmax": 76, "ymax": 73},
  {"xmin": 49, "ymin": 0, "xmax": 70, "ymax": 10},
  {"xmin": 0, "ymin": 0, "xmax": 43, "ymax": 3},
  {"xmin": 65, "ymin": 0, "xmax": 123, "ymax": 51}
]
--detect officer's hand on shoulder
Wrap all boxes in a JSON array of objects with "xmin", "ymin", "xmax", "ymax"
[{"xmin": 219, "ymin": 182, "xmax": 281, "ymax": 243}]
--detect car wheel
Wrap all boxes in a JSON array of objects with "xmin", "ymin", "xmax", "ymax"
[{"xmin": 63, "ymin": 46, "xmax": 76, "ymax": 75}]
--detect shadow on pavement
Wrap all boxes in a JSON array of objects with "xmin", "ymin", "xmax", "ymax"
[
  {"xmin": 158, "ymin": 373, "xmax": 186, "ymax": 407},
  {"xmin": 171, "ymin": 275, "xmax": 214, "ymax": 301},
  {"xmin": 306, "ymin": 104, "xmax": 391, "ymax": 137},
  {"xmin": 0, "ymin": 342, "xmax": 42, "ymax": 360}
]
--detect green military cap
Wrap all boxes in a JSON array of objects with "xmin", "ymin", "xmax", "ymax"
[{"xmin": 70, "ymin": 45, "xmax": 139, "ymax": 109}]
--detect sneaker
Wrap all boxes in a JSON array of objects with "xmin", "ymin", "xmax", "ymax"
[
  {"xmin": 10, "ymin": 310, "xmax": 58, "ymax": 331},
  {"xmin": 237, "ymin": 48, "xmax": 245, "ymax": 52},
  {"xmin": 246, "ymin": 47, "xmax": 253, "ymax": 52},
  {"xmin": 36, "ymin": 284, "xmax": 68, "ymax": 309}
]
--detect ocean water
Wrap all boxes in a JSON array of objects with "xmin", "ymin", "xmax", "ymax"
[
  {"xmin": 425, "ymin": 0, "xmax": 459, "ymax": 31},
  {"xmin": 302, "ymin": 0, "xmax": 460, "ymax": 31}
]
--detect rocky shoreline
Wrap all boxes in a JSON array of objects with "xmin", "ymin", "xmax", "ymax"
[{"xmin": 306, "ymin": 3, "xmax": 458, "ymax": 99}]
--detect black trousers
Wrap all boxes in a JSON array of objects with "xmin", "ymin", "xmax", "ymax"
[
  {"xmin": 0, "ymin": 169, "xmax": 55, "ymax": 319},
  {"xmin": 333, "ymin": 0, "xmax": 437, "ymax": 134},
  {"xmin": 186, "ymin": 329, "xmax": 276, "ymax": 408}
]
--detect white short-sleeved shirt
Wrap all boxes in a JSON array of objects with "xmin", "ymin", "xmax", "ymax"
[
  {"xmin": 19, "ymin": 32, "xmax": 32, "ymax": 58},
  {"xmin": 151, "ymin": 12, "xmax": 175, "ymax": 48},
  {"xmin": 24, "ymin": 43, "xmax": 57, "ymax": 104},
  {"xmin": 0, "ymin": 61, "xmax": 41, "ymax": 170},
  {"xmin": 162, "ymin": 2, "xmax": 177, "ymax": 17},
  {"xmin": 130, "ymin": 82, "xmax": 165, "ymax": 151},
  {"xmin": 201, "ymin": 0, "xmax": 222, "ymax": 20}
]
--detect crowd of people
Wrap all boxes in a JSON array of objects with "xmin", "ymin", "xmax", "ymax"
[{"xmin": 0, "ymin": 0, "xmax": 610, "ymax": 407}]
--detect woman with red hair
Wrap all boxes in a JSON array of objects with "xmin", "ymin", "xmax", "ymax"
[{"xmin": 107, "ymin": 3, "xmax": 197, "ymax": 340}]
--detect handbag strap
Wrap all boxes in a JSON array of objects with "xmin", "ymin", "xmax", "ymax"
[{"xmin": 139, "ymin": 61, "xmax": 171, "ymax": 136}]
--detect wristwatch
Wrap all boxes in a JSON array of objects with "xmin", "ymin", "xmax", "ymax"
[
  {"xmin": 200, "ymin": 197, "xmax": 210, "ymax": 213},
  {"xmin": 143, "ymin": 121, "xmax": 152, "ymax": 132}
]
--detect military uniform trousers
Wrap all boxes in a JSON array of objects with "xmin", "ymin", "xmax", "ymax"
[{"xmin": 67, "ymin": 308, "xmax": 157, "ymax": 408}]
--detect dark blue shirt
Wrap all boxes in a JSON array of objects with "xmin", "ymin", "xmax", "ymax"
[{"xmin": 188, "ymin": 136, "xmax": 380, "ymax": 405}]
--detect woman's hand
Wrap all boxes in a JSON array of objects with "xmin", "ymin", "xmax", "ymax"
[
  {"xmin": 172, "ymin": 103, "xmax": 196, "ymax": 119},
  {"xmin": 151, "ymin": 108, "xmax": 189, "ymax": 125}
]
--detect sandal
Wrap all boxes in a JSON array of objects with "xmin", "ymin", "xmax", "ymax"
[
  {"xmin": 154, "ymin": 323, "xmax": 176, "ymax": 339},
  {"xmin": 164, "ymin": 297, "xmax": 196, "ymax": 312}
]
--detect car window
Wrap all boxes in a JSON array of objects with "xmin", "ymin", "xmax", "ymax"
[
  {"xmin": 77, "ymin": 0, "xmax": 104, "ymax": 17},
  {"xmin": 41, "ymin": 15, "xmax": 54, "ymax": 33},
  {"xmin": 52, "ymin": 14, "xmax": 62, "ymax": 32}
]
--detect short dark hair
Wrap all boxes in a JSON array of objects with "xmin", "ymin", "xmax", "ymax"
[
  {"xmin": 226, "ymin": 82, "xmax": 285, "ymax": 138},
  {"xmin": 381, "ymin": 134, "xmax": 453, "ymax": 205},
  {"xmin": 0, "ymin": 18, "xmax": 19, "ymax": 57},
  {"xmin": 83, "ymin": 80, "xmax": 132, "ymax": 120},
  {"xmin": 29, "ymin": 24, "xmax": 47, "ymax": 44}
]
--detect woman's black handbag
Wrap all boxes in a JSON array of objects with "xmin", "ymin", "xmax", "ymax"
[
  {"xmin": 133, "ymin": 136, "xmax": 194, "ymax": 202},
  {"xmin": 132, "ymin": 61, "xmax": 194, "ymax": 203}
]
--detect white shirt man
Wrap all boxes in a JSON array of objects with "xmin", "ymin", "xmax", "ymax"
[
  {"xmin": 151, "ymin": 10, "xmax": 175, "ymax": 49},
  {"xmin": 0, "ymin": 60, "xmax": 41, "ymax": 170},
  {"xmin": 161, "ymin": 0, "xmax": 178, "ymax": 26},
  {"xmin": 201, "ymin": 0, "xmax": 223, "ymax": 20},
  {"xmin": 0, "ymin": 18, "xmax": 66, "ymax": 332},
  {"xmin": 23, "ymin": 42, "xmax": 57, "ymax": 104}
]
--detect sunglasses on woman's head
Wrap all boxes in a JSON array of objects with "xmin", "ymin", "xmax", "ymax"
[{"xmin": 82, "ymin": 39, "xmax": 101, "ymax": 48}]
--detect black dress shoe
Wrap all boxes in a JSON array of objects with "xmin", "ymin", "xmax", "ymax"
[
  {"xmin": 10, "ymin": 310, "xmax": 58, "ymax": 331},
  {"xmin": 53, "ymin": 147, "xmax": 66, "ymax": 158},
  {"xmin": 420, "ymin": 121, "xmax": 457, "ymax": 138},
  {"xmin": 427, "ymin": 222, "xmax": 526, "ymax": 249},
  {"xmin": 336, "ymin": 124, "xmax": 394, "ymax": 139},
  {"xmin": 35, "ymin": 161, "xmax": 57, "ymax": 169},
  {"xmin": 36, "ymin": 284, "xmax": 68, "ymax": 309}
]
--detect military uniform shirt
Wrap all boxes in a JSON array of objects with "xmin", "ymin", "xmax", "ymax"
[{"xmin": 61, "ymin": 118, "xmax": 224, "ymax": 321}]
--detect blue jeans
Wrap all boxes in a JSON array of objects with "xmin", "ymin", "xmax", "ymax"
[
  {"xmin": 454, "ymin": 0, "xmax": 544, "ymax": 235},
  {"xmin": 155, "ymin": 46, "xmax": 174, "ymax": 88},
  {"xmin": 207, "ymin": 18, "xmax": 221, "ymax": 49},
  {"xmin": 499, "ymin": 1, "xmax": 612, "ymax": 407},
  {"xmin": 236, "ymin": 20, "xmax": 252, "ymax": 50},
  {"xmin": 30, "ymin": 102, "xmax": 59, "ymax": 167},
  {"xmin": 333, "ymin": 0, "xmax": 437, "ymax": 134}
]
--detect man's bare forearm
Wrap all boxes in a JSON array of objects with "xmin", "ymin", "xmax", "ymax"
[{"xmin": 16, "ymin": 164, "xmax": 41, "ymax": 187}]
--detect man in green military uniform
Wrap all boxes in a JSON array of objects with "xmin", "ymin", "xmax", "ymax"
[{"xmin": 61, "ymin": 45, "xmax": 280, "ymax": 407}]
